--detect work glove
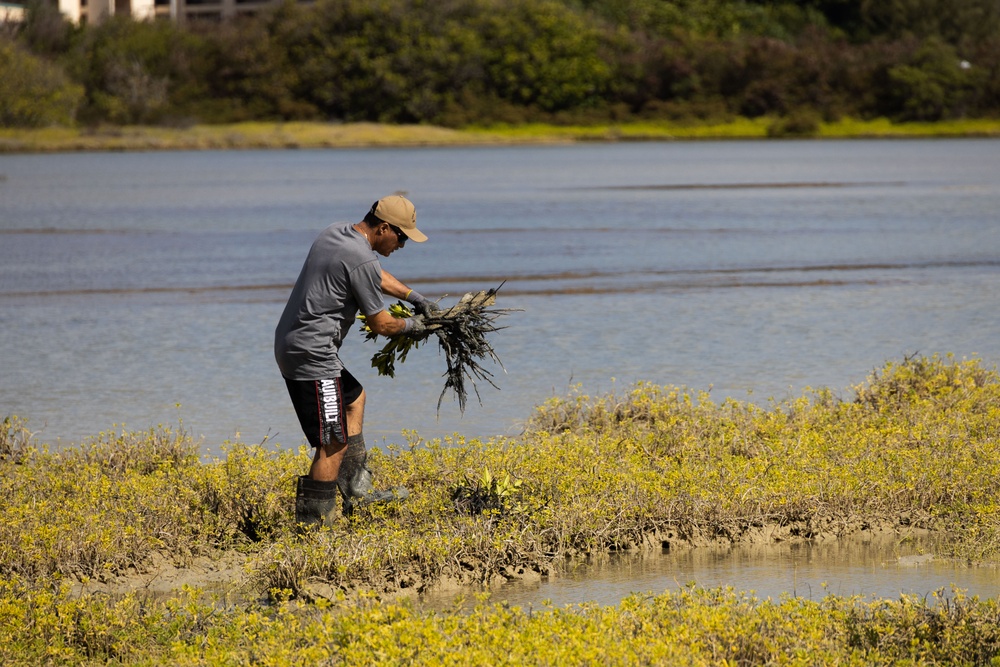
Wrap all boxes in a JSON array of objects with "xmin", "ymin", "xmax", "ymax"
[
  {"xmin": 402, "ymin": 314, "xmax": 429, "ymax": 339},
  {"xmin": 407, "ymin": 291, "xmax": 441, "ymax": 317}
]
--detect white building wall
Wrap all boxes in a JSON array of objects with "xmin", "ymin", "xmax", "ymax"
[
  {"xmin": 0, "ymin": 3, "xmax": 26, "ymax": 21},
  {"xmin": 131, "ymin": 0, "xmax": 155, "ymax": 19},
  {"xmin": 57, "ymin": 0, "xmax": 80, "ymax": 23},
  {"xmin": 50, "ymin": 0, "xmax": 293, "ymax": 24}
]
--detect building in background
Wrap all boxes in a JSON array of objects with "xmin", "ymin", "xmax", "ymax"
[
  {"xmin": 1, "ymin": 1, "xmax": 25, "ymax": 21},
  {"xmin": 165, "ymin": 0, "xmax": 294, "ymax": 24},
  {"xmin": 54, "ymin": 0, "xmax": 156, "ymax": 23},
  {"xmin": 2, "ymin": 0, "xmax": 290, "ymax": 25}
]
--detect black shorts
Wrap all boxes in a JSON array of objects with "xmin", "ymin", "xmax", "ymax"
[{"xmin": 284, "ymin": 370, "xmax": 364, "ymax": 448}]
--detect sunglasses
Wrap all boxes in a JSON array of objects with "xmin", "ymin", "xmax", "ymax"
[{"xmin": 389, "ymin": 224, "xmax": 406, "ymax": 246}]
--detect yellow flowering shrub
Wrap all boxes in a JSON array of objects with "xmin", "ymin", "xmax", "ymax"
[
  {"xmin": 4, "ymin": 577, "xmax": 1000, "ymax": 666},
  {"xmin": 4, "ymin": 355, "xmax": 1000, "ymax": 664}
]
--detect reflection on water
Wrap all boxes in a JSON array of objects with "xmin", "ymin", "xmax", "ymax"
[{"xmin": 418, "ymin": 532, "xmax": 1000, "ymax": 611}]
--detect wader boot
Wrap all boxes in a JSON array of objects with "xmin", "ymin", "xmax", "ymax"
[
  {"xmin": 294, "ymin": 475, "xmax": 339, "ymax": 529},
  {"xmin": 336, "ymin": 434, "xmax": 410, "ymax": 516}
]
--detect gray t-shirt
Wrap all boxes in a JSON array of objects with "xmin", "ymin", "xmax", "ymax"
[{"xmin": 274, "ymin": 222, "xmax": 385, "ymax": 380}]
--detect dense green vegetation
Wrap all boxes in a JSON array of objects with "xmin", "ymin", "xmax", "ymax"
[
  {"xmin": 4, "ymin": 354, "xmax": 1000, "ymax": 663},
  {"xmin": 2, "ymin": 0, "xmax": 998, "ymax": 131}
]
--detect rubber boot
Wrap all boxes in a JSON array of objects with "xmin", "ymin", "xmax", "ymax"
[
  {"xmin": 294, "ymin": 475, "xmax": 339, "ymax": 529},
  {"xmin": 336, "ymin": 434, "xmax": 410, "ymax": 516}
]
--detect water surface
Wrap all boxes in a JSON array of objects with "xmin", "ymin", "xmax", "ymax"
[
  {"xmin": 418, "ymin": 532, "xmax": 1000, "ymax": 611},
  {"xmin": 1, "ymin": 139, "xmax": 998, "ymax": 450}
]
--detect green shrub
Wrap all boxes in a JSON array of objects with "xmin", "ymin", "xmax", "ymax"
[
  {"xmin": 197, "ymin": 441, "xmax": 305, "ymax": 543},
  {"xmin": 0, "ymin": 37, "xmax": 82, "ymax": 127},
  {"xmin": 767, "ymin": 109, "xmax": 822, "ymax": 136}
]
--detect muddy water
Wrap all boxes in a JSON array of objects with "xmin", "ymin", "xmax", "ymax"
[{"xmin": 418, "ymin": 533, "xmax": 1000, "ymax": 611}]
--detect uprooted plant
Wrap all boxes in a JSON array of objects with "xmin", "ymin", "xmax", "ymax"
[{"xmin": 361, "ymin": 284, "xmax": 518, "ymax": 413}]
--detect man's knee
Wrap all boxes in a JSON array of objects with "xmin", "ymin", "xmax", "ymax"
[
  {"xmin": 346, "ymin": 388, "xmax": 366, "ymax": 413},
  {"xmin": 317, "ymin": 438, "xmax": 347, "ymax": 458}
]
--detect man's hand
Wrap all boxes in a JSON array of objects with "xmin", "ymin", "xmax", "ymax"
[
  {"xmin": 407, "ymin": 291, "xmax": 441, "ymax": 317},
  {"xmin": 402, "ymin": 314, "xmax": 428, "ymax": 339}
]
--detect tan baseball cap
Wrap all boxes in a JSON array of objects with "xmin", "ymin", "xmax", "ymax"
[{"xmin": 373, "ymin": 195, "xmax": 427, "ymax": 243}]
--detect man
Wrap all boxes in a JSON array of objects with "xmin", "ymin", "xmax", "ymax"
[{"xmin": 275, "ymin": 194, "xmax": 438, "ymax": 527}]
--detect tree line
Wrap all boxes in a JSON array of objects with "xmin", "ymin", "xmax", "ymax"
[{"xmin": 2, "ymin": 0, "xmax": 999, "ymax": 129}]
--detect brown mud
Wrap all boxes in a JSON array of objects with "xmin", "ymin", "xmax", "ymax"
[{"xmin": 71, "ymin": 514, "xmax": 943, "ymax": 605}]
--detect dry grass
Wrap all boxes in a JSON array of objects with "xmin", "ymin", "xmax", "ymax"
[{"xmin": 0, "ymin": 122, "xmax": 527, "ymax": 153}]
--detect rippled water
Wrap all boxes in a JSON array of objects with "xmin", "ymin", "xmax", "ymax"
[{"xmin": 1, "ymin": 139, "xmax": 999, "ymax": 450}]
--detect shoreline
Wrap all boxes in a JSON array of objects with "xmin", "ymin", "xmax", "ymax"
[
  {"xmin": 2, "ymin": 118, "xmax": 1000, "ymax": 154},
  {"xmin": 70, "ymin": 515, "xmax": 945, "ymax": 606}
]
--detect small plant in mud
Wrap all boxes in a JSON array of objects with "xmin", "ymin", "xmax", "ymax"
[{"xmin": 450, "ymin": 468, "xmax": 524, "ymax": 517}]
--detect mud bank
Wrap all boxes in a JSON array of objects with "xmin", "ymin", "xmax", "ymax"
[{"xmin": 74, "ymin": 516, "xmax": 948, "ymax": 607}]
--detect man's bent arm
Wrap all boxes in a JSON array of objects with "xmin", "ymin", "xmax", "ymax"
[
  {"xmin": 381, "ymin": 270, "xmax": 412, "ymax": 301},
  {"xmin": 365, "ymin": 309, "xmax": 409, "ymax": 337},
  {"xmin": 382, "ymin": 269, "xmax": 436, "ymax": 316}
]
